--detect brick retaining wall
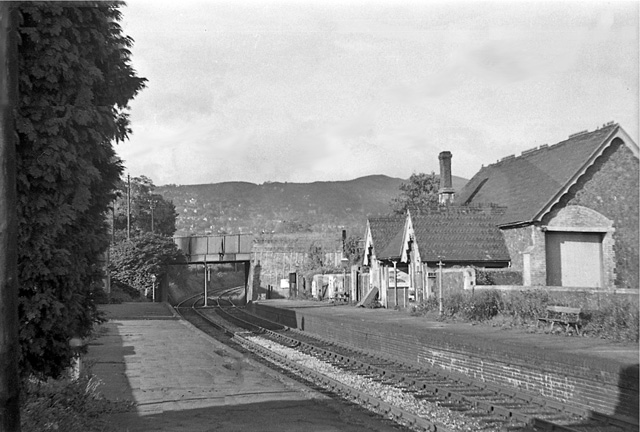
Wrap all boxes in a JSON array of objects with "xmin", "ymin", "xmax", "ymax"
[{"xmin": 249, "ymin": 303, "xmax": 639, "ymax": 419}]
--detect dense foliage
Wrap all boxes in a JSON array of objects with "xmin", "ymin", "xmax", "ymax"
[
  {"xmin": 390, "ymin": 172, "xmax": 440, "ymax": 215},
  {"xmin": 113, "ymin": 175, "xmax": 177, "ymax": 238},
  {"xmin": 16, "ymin": 2, "xmax": 146, "ymax": 378},
  {"xmin": 109, "ymin": 233, "xmax": 185, "ymax": 295},
  {"xmin": 343, "ymin": 234, "xmax": 363, "ymax": 266}
]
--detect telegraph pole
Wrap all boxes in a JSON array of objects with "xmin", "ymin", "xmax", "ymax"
[
  {"xmin": 126, "ymin": 174, "xmax": 131, "ymax": 240},
  {"xmin": 0, "ymin": 3, "xmax": 21, "ymax": 431}
]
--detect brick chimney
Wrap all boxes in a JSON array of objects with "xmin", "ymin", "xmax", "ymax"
[{"xmin": 438, "ymin": 151, "xmax": 455, "ymax": 205}]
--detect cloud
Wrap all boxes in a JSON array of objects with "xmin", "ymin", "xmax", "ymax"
[{"xmin": 119, "ymin": 0, "xmax": 638, "ymax": 186}]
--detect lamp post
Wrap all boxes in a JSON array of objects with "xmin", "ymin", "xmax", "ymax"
[
  {"xmin": 204, "ymin": 255, "xmax": 211, "ymax": 307},
  {"xmin": 150, "ymin": 274, "xmax": 156, "ymax": 303}
]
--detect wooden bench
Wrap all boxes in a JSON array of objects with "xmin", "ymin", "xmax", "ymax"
[
  {"xmin": 537, "ymin": 306, "xmax": 582, "ymax": 335},
  {"xmin": 332, "ymin": 292, "xmax": 349, "ymax": 304}
]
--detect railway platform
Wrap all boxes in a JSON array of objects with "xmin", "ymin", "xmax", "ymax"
[
  {"xmin": 249, "ymin": 299, "xmax": 639, "ymax": 422},
  {"xmin": 86, "ymin": 302, "xmax": 404, "ymax": 432}
]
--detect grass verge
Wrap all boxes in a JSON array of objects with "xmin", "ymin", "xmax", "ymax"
[{"xmin": 411, "ymin": 288, "xmax": 639, "ymax": 343}]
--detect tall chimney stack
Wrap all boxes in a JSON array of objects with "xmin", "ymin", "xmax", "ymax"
[{"xmin": 438, "ymin": 151, "xmax": 454, "ymax": 205}]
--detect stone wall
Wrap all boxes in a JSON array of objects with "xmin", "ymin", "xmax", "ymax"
[
  {"xmin": 501, "ymin": 225, "xmax": 547, "ymax": 286},
  {"xmin": 548, "ymin": 139, "xmax": 638, "ymax": 288},
  {"xmin": 251, "ymin": 233, "xmax": 344, "ymax": 298}
]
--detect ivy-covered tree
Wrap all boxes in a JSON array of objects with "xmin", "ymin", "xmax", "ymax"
[
  {"xmin": 390, "ymin": 172, "xmax": 440, "ymax": 215},
  {"xmin": 109, "ymin": 232, "xmax": 185, "ymax": 295},
  {"xmin": 343, "ymin": 234, "xmax": 363, "ymax": 266},
  {"xmin": 113, "ymin": 175, "xmax": 177, "ymax": 238},
  {"xmin": 16, "ymin": 2, "xmax": 146, "ymax": 378}
]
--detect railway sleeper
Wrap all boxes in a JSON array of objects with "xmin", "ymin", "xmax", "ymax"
[
  {"xmin": 590, "ymin": 411, "xmax": 639, "ymax": 430},
  {"xmin": 413, "ymin": 394, "xmax": 447, "ymax": 403},
  {"xmin": 529, "ymin": 417, "xmax": 585, "ymax": 432},
  {"xmin": 443, "ymin": 385, "xmax": 478, "ymax": 394},
  {"xmin": 458, "ymin": 390, "xmax": 498, "ymax": 398},
  {"xmin": 437, "ymin": 402, "xmax": 470, "ymax": 412},
  {"xmin": 478, "ymin": 416, "xmax": 510, "ymax": 427}
]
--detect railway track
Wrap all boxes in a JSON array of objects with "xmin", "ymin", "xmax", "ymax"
[
  {"xmin": 174, "ymin": 291, "xmax": 410, "ymax": 431},
  {"xmin": 175, "ymin": 292, "xmax": 637, "ymax": 432}
]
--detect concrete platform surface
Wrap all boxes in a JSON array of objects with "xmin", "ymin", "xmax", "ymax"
[{"xmin": 87, "ymin": 302, "xmax": 403, "ymax": 432}]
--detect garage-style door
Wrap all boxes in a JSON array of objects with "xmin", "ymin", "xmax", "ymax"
[{"xmin": 546, "ymin": 232, "xmax": 603, "ymax": 287}]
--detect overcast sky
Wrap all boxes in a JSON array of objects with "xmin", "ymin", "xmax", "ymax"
[{"xmin": 118, "ymin": 0, "xmax": 639, "ymax": 186}]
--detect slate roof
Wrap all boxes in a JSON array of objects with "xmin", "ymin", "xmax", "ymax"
[
  {"xmin": 456, "ymin": 123, "xmax": 621, "ymax": 226},
  {"xmin": 412, "ymin": 211, "xmax": 511, "ymax": 263},
  {"xmin": 367, "ymin": 217, "xmax": 406, "ymax": 260}
]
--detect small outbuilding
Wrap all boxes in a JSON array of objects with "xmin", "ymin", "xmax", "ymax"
[
  {"xmin": 402, "ymin": 208, "xmax": 511, "ymax": 302},
  {"xmin": 362, "ymin": 216, "xmax": 408, "ymax": 307},
  {"xmin": 363, "ymin": 208, "xmax": 512, "ymax": 307}
]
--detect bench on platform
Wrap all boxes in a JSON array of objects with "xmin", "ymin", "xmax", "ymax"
[
  {"xmin": 537, "ymin": 305, "xmax": 582, "ymax": 335},
  {"xmin": 332, "ymin": 292, "xmax": 349, "ymax": 304}
]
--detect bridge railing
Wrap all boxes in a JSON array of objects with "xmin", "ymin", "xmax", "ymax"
[{"xmin": 173, "ymin": 234, "xmax": 254, "ymax": 263}]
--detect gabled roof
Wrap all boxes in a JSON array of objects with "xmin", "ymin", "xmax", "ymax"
[
  {"xmin": 366, "ymin": 216, "xmax": 406, "ymax": 261},
  {"xmin": 457, "ymin": 123, "xmax": 638, "ymax": 227},
  {"xmin": 411, "ymin": 210, "xmax": 511, "ymax": 263}
]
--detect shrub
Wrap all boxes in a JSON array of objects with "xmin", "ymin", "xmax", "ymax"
[
  {"xmin": 464, "ymin": 289, "xmax": 502, "ymax": 321},
  {"xmin": 21, "ymin": 374, "xmax": 134, "ymax": 432},
  {"xmin": 582, "ymin": 295, "xmax": 639, "ymax": 342},
  {"xmin": 109, "ymin": 233, "xmax": 185, "ymax": 293},
  {"xmin": 500, "ymin": 289, "xmax": 550, "ymax": 321},
  {"xmin": 443, "ymin": 292, "xmax": 467, "ymax": 317}
]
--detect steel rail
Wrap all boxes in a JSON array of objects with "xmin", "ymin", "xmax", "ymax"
[
  {"xmin": 180, "ymin": 297, "xmax": 448, "ymax": 431},
  {"xmin": 233, "ymin": 332, "xmax": 450, "ymax": 432}
]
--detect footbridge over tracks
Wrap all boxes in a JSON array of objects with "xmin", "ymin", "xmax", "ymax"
[
  {"xmin": 173, "ymin": 234, "xmax": 255, "ymax": 304},
  {"xmin": 173, "ymin": 234, "xmax": 254, "ymax": 264}
]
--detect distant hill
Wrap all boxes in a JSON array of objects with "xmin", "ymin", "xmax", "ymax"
[{"xmin": 157, "ymin": 174, "xmax": 467, "ymax": 237}]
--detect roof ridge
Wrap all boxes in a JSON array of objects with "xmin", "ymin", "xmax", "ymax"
[{"xmin": 488, "ymin": 123, "xmax": 618, "ymax": 168}]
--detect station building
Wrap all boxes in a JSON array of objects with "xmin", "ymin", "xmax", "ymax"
[{"xmin": 363, "ymin": 122, "xmax": 639, "ymax": 306}]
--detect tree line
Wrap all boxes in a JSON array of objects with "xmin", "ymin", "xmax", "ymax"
[{"xmin": 108, "ymin": 175, "xmax": 183, "ymax": 302}]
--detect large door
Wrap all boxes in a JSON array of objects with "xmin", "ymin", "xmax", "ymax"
[{"xmin": 546, "ymin": 232, "xmax": 603, "ymax": 287}]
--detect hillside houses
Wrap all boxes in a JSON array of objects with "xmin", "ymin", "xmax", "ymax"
[{"xmin": 363, "ymin": 122, "xmax": 639, "ymax": 306}]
